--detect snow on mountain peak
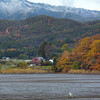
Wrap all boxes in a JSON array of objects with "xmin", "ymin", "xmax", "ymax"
[{"xmin": 0, "ymin": 0, "xmax": 100, "ymax": 21}]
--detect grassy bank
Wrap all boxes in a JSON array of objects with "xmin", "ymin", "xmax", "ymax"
[
  {"xmin": 0, "ymin": 68, "xmax": 53, "ymax": 74},
  {"xmin": 0, "ymin": 67, "xmax": 100, "ymax": 74},
  {"xmin": 68, "ymin": 69, "xmax": 100, "ymax": 74},
  {"xmin": 0, "ymin": 66, "xmax": 53, "ymax": 74}
]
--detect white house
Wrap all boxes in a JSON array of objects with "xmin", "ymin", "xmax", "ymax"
[{"xmin": 49, "ymin": 59, "xmax": 53, "ymax": 63}]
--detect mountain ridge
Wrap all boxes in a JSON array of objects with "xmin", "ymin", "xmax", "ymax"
[{"xmin": 0, "ymin": 0, "xmax": 100, "ymax": 21}]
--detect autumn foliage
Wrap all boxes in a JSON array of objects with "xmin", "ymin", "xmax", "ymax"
[
  {"xmin": 56, "ymin": 34, "xmax": 100, "ymax": 72},
  {"xmin": 56, "ymin": 51, "xmax": 74, "ymax": 72}
]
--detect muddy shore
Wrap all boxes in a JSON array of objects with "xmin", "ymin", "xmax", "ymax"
[{"xmin": 0, "ymin": 74, "xmax": 100, "ymax": 100}]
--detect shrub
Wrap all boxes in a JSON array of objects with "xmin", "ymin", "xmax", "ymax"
[{"xmin": 17, "ymin": 62, "xmax": 28, "ymax": 69}]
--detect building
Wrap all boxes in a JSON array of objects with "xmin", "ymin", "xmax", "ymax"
[{"xmin": 31, "ymin": 57, "xmax": 44, "ymax": 65}]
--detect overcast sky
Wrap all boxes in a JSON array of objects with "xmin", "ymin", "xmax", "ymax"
[{"xmin": 28, "ymin": 0, "xmax": 100, "ymax": 11}]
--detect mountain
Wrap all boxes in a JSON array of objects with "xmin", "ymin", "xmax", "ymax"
[{"xmin": 0, "ymin": 0, "xmax": 100, "ymax": 21}]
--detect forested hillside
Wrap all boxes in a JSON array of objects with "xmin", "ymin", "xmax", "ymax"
[{"xmin": 0, "ymin": 15, "xmax": 100, "ymax": 58}]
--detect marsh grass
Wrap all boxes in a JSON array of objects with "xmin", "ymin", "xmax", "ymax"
[
  {"xmin": 0, "ymin": 68, "xmax": 52, "ymax": 74},
  {"xmin": 1, "ymin": 67, "xmax": 100, "ymax": 74},
  {"xmin": 68, "ymin": 69, "xmax": 100, "ymax": 74}
]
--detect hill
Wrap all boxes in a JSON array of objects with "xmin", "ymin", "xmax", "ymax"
[{"xmin": 0, "ymin": 15, "xmax": 100, "ymax": 58}]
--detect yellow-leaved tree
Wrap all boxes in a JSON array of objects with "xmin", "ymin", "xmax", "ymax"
[{"xmin": 56, "ymin": 51, "xmax": 74, "ymax": 72}]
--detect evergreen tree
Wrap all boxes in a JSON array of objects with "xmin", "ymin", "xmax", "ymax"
[{"xmin": 38, "ymin": 41, "xmax": 47, "ymax": 59}]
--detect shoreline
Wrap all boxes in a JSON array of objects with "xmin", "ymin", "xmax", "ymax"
[
  {"xmin": 0, "ymin": 69, "xmax": 100, "ymax": 75},
  {"xmin": 0, "ymin": 68, "xmax": 52, "ymax": 74},
  {"xmin": 68, "ymin": 69, "xmax": 100, "ymax": 75}
]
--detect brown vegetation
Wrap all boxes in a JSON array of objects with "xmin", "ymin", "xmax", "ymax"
[
  {"xmin": 0, "ymin": 68, "xmax": 50, "ymax": 74},
  {"xmin": 68, "ymin": 69, "xmax": 100, "ymax": 74}
]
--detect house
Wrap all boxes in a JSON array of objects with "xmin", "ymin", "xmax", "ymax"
[
  {"xmin": 2, "ymin": 57, "xmax": 10, "ymax": 61},
  {"xmin": 49, "ymin": 59, "xmax": 53, "ymax": 63},
  {"xmin": 29, "ymin": 64, "xmax": 34, "ymax": 67},
  {"xmin": 31, "ymin": 57, "xmax": 44, "ymax": 65}
]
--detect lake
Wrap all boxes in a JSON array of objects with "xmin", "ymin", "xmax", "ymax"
[{"xmin": 0, "ymin": 74, "xmax": 100, "ymax": 100}]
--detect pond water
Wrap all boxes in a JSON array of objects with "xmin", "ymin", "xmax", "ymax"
[{"xmin": 0, "ymin": 74, "xmax": 100, "ymax": 100}]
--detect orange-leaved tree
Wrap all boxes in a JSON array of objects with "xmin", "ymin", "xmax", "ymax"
[
  {"xmin": 73, "ymin": 34, "xmax": 100, "ymax": 70},
  {"xmin": 56, "ymin": 34, "xmax": 100, "ymax": 72},
  {"xmin": 56, "ymin": 51, "xmax": 74, "ymax": 72}
]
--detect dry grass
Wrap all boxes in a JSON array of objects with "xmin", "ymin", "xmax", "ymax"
[
  {"xmin": 68, "ymin": 69, "xmax": 100, "ymax": 74},
  {"xmin": 0, "ymin": 68, "xmax": 52, "ymax": 74},
  {"xmin": 1, "ymin": 68, "xmax": 100, "ymax": 74}
]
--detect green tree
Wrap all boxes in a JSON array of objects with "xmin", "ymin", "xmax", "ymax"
[
  {"xmin": 44, "ymin": 44, "xmax": 57, "ymax": 59},
  {"xmin": 38, "ymin": 41, "xmax": 47, "ymax": 59},
  {"xmin": 53, "ymin": 57, "xmax": 57, "ymax": 66}
]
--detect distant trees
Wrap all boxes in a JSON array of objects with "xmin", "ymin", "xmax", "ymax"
[
  {"xmin": 0, "ymin": 49, "xmax": 22, "ymax": 59},
  {"xmin": 0, "ymin": 16, "xmax": 100, "ymax": 59},
  {"xmin": 18, "ymin": 54, "xmax": 29, "ymax": 60},
  {"xmin": 44, "ymin": 44, "xmax": 57, "ymax": 59},
  {"xmin": 38, "ymin": 41, "xmax": 47, "ymax": 59},
  {"xmin": 0, "ymin": 47, "xmax": 38, "ymax": 59},
  {"xmin": 38, "ymin": 41, "xmax": 58, "ymax": 59}
]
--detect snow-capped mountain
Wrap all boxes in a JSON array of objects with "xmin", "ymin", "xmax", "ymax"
[{"xmin": 0, "ymin": 0, "xmax": 100, "ymax": 21}]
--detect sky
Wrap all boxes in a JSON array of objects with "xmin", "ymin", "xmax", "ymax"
[{"xmin": 28, "ymin": 0, "xmax": 100, "ymax": 11}]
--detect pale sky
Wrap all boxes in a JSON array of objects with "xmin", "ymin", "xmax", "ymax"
[{"xmin": 28, "ymin": 0, "xmax": 100, "ymax": 11}]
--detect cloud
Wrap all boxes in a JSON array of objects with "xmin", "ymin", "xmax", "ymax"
[
  {"xmin": 73, "ymin": 0, "xmax": 100, "ymax": 10},
  {"xmin": 28, "ymin": 0, "xmax": 61, "ymax": 5},
  {"xmin": 27, "ymin": 0, "xmax": 75, "ymax": 6},
  {"xmin": 61, "ymin": 0, "xmax": 75, "ymax": 6},
  {"xmin": 27, "ymin": 0, "xmax": 100, "ymax": 11}
]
